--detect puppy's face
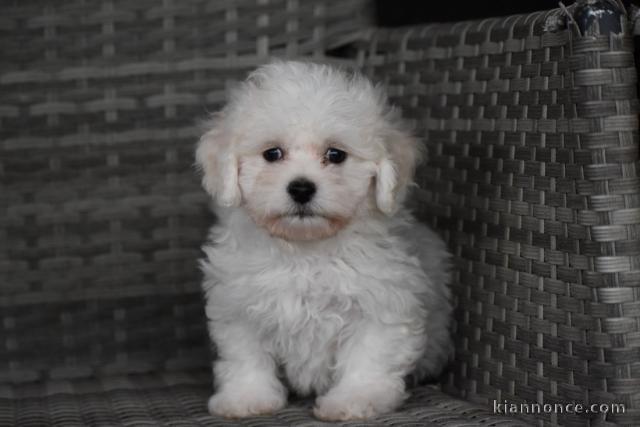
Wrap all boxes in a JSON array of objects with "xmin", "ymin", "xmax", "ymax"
[
  {"xmin": 196, "ymin": 61, "xmax": 420, "ymax": 241},
  {"xmin": 236, "ymin": 133, "xmax": 377, "ymax": 241}
]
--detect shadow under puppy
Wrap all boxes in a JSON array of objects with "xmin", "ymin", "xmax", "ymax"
[{"xmin": 196, "ymin": 60, "xmax": 453, "ymax": 421}]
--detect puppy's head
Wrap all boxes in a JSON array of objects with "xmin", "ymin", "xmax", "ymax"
[{"xmin": 196, "ymin": 61, "xmax": 421, "ymax": 241}]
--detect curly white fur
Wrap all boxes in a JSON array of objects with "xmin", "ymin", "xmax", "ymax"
[{"xmin": 196, "ymin": 61, "xmax": 453, "ymax": 421}]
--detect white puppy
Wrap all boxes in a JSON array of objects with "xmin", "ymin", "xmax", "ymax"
[{"xmin": 196, "ymin": 61, "xmax": 452, "ymax": 421}]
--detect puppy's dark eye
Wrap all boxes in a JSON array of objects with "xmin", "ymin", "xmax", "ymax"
[
  {"xmin": 325, "ymin": 147, "xmax": 347, "ymax": 164},
  {"xmin": 263, "ymin": 147, "xmax": 284, "ymax": 162}
]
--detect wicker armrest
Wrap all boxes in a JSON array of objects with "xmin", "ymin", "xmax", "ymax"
[{"xmin": 356, "ymin": 2, "xmax": 640, "ymax": 426}]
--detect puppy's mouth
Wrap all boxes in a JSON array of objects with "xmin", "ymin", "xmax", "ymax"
[
  {"xmin": 253, "ymin": 208, "xmax": 349, "ymax": 241},
  {"xmin": 287, "ymin": 206, "xmax": 316, "ymax": 219}
]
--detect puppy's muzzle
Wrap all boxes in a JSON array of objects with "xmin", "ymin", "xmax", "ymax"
[{"xmin": 287, "ymin": 178, "xmax": 316, "ymax": 205}]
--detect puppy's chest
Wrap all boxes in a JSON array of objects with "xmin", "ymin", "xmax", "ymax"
[
  {"xmin": 259, "ymin": 274, "xmax": 356, "ymax": 320},
  {"xmin": 246, "ymin": 267, "xmax": 361, "ymax": 343}
]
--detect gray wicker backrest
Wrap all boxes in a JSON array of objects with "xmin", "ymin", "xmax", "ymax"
[
  {"xmin": 0, "ymin": 0, "xmax": 367, "ymax": 384},
  {"xmin": 357, "ymin": 4, "xmax": 640, "ymax": 427}
]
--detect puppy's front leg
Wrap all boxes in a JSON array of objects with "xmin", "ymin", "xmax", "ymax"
[
  {"xmin": 313, "ymin": 322, "xmax": 424, "ymax": 421},
  {"xmin": 208, "ymin": 321, "xmax": 287, "ymax": 418}
]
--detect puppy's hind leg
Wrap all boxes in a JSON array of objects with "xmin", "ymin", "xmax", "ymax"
[
  {"xmin": 313, "ymin": 321, "xmax": 425, "ymax": 421},
  {"xmin": 208, "ymin": 321, "xmax": 287, "ymax": 418}
]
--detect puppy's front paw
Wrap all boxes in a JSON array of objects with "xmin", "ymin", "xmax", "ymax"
[
  {"xmin": 208, "ymin": 387, "xmax": 286, "ymax": 418},
  {"xmin": 313, "ymin": 382, "xmax": 406, "ymax": 421}
]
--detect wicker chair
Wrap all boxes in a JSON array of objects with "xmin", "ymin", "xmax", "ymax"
[{"xmin": 1, "ymin": 1, "xmax": 638, "ymax": 426}]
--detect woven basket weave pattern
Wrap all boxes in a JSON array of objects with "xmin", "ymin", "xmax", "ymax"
[
  {"xmin": 358, "ymin": 8, "xmax": 640, "ymax": 427},
  {"xmin": 0, "ymin": 0, "xmax": 366, "ymax": 384}
]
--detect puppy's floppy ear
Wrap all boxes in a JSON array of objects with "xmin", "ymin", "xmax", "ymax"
[
  {"xmin": 195, "ymin": 114, "xmax": 241, "ymax": 207},
  {"xmin": 375, "ymin": 118, "xmax": 422, "ymax": 216}
]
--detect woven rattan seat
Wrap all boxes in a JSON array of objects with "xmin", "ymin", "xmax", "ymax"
[
  {"xmin": 1, "ymin": 0, "xmax": 639, "ymax": 426},
  {"xmin": 0, "ymin": 372, "xmax": 532, "ymax": 426}
]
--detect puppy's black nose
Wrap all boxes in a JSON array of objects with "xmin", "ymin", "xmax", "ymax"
[{"xmin": 287, "ymin": 178, "xmax": 316, "ymax": 204}]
